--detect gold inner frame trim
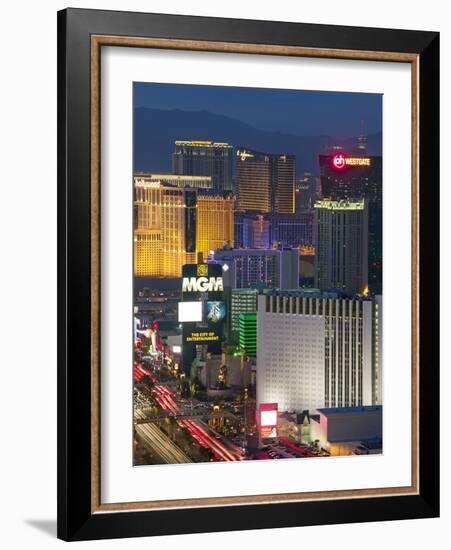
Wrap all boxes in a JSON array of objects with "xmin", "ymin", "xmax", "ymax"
[{"xmin": 90, "ymin": 34, "xmax": 420, "ymax": 514}]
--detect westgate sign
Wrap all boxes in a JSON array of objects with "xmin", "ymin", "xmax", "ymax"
[
  {"xmin": 182, "ymin": 276, "xmax": 224, "ymax": 293},
  {"xmin": 332, "ymin": 153, "xmax": 371, "ymax": 170}
]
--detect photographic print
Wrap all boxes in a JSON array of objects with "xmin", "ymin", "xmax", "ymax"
[
  {"xmin": 132, "ymin": 82, "xmax": 383, "ymax": 466},
  {"xmin": 58, "ymin": 11, "xmax": 440, "ymax": 539}
]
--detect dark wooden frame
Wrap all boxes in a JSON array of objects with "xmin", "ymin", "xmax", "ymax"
[{"xmin": 58, "ymin": 8, "xmax": 440, "ymax": 541}]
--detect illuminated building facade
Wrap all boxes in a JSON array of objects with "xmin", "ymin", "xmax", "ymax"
[
  {"xmin": 234, "ymin": 213, "xmax": 270, "ymax": 249},
  {"xmin": 257, "ymin": 290, "xmax": 381, "ymax": 413},
  {"xmin": 134, "ymin": 173, "xmax": 213, "ymax": 189},
  {"xmin": 234, "ymin": 212, "xmax": 314, "ymax": 250},
  {"xmin": 236, "ymin": 147, "xmax": 271, "ymax": 212},
  {"xmin": 236, "ymin": 147, "xmax": 295, "ymax": 214},
  {"xmin": 319, "ymin": 152, "xmax": 382, "ymax": 294},
  {"xmin": 314, "ymin": 199, "xmax": 368, "ymax": 296},
  {"xmin": 172, "ymin": 141, "xmax": 233, "ymax": 192},
  {"xmin": 134, "ymin": 181, "xmax": 190, "ymax": 278},
  {"xmin": 134, "ymin": 180, "xmax": 232, "ymax": 277},
  {"xmin": 230, "ymin": 288, "xmax": 259, "ymax": 344},
  {"xmin": 271, "ymin": 153, "xmax": 296, "ymax": 214},
  {"xmin": 134, "ymin": 230, "xmax": 163, "ymax": 278},
  {"xmin": 196, "ymin": 191, "xmax": 234, "ymax": 262},
  {"xmin": 213, "ymin": 247, "xmax": 299, "ymax": 290},
  {"xmin": 268, "ymin": 212, "xmax": 315, "ymax": 248},
  {"xmin": 239, "ymin": 312, "xmax": 257, "ymax": 356},
  {"xmin": 373, "ymin": 295, "xmax": 382, "ymax": 405}
]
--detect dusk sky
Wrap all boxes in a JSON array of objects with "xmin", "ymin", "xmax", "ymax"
[{"xmin": 134, "ymin": 82, "xmax": 382, "ymax": 138}]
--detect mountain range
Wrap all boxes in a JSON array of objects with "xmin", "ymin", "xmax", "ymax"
[{"xmin": 133, "ymin": 107, "xmax": 382, "ymax": 176}]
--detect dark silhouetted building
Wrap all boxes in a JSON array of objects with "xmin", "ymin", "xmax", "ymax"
[
  {"xmin": 314, "ymin": 199, "xmax": 368, "ymax": 296},
  {"xmin": 319, "ymin": 151, "xmax": 382, "ymax": 294},
  {"xmin": 295, "ymin": 173, "xmax": 320, "ymax": 211},
  {"xmin": 172, "ymin": 140, "xmax": 233, "ymax": 192}
]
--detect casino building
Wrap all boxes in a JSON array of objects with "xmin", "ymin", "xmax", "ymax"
[
  {"xmin": 256, "ymin": 290, "xmax": 382, "ymax": 413},
  {"xmin": 236, "ymin": 147, "xmax": 295, "ymax": 214},
  {"xmin": 196, "ymin": 190, "xmax": 234, "ymax": 262},
  {"xmin": 319, "ymin": 149, "xmax": 382, "ymax": 294},
  {"xmin": 134, "ymin": 179, "xmax": 234, "ymax": 277}
]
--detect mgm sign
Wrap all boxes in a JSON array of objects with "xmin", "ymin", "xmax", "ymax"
[
  {"xmin": 180, "ymin": 264, "xmax": 226, "ymax": 367},
  {"xmin": 182, "ymin": 275, "xmax": 224, "ymax": 293},
  {"xmin": 182, "ymin": 264, "xmax": 224, "ymax": 294}
]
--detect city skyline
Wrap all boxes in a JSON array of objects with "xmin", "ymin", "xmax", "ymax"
[{"xmin": 133, "ymin": 82, "xmax": 383, "ymax": 466}]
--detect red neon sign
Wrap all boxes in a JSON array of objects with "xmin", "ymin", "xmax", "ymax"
[
  {"xmin": 332, "ymin": 153, "xmax": 347, "ymax": 170},
  {"xmin": 331, "ymin": 153, "xmax": 372, "ymax": 171}
]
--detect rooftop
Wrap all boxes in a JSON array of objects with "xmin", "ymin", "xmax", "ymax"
[
  {"xmin": 263, "ymin": 288, "xmax": 373, "ymax": 301},
  {"xmin": 174, "ymin": 140, "xmax": 232, "ymax": 148},
  {"xmin": 317, "ymin": 406, "xmax": 382, "ymax": 416},
  {"xmin": 134, "ymin": 172, "xmax": 212, "ymax": 181}
]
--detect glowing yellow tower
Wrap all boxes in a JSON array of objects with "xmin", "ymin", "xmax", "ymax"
[{"xmin": 196, "ymin": 192, "xmax": 234, "ymax": 262}]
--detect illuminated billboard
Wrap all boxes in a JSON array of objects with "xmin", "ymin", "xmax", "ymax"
[
  {"xmin": 259, "ymin": 403, "xmax": 278, "ymax": 439},
  {"xmin": 206, "ymin": 301, "xmax": 226, "ymax": 323},
  {"xmin": 181, "ymin": 264, "xmax": 226, "ymax": 356},
  {"xmin": 184, "ymin": 330, "xmax": 221, "ymax": 344},
  {"xmin": 261, "ymin": 410, "xmax": 277, "ymax": 426},
  {"xmin": 178, "ymin": 301, "xmax": 203, "ymax": 323}
]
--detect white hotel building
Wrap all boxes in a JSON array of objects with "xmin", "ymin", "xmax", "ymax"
[{"xmin": 256, "ymin": 291, "xmax": 382, "ymax": 413}]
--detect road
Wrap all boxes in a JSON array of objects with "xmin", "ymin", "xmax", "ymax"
[
  {"xmin": 134, "ymin": 359, "xmax": 242, "ymax": 461},
  {"xmin": 134, "ymin": 410, "xmax": 192, "ymax": 464},
  {"xmin": 151, "ymin": 384, "xmax": 242, "ymax": 462}
]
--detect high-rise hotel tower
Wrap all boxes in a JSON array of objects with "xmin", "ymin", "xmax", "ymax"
[
  {"xmin": 256, "ymin": 290, "xmax": 381, "ymax": 413},
  {"xmin": 172, "ymin": 140, "xmax": 233, "ymax": 192},
  {"xmin": 236, "ymin": 147, "xmax": 295, "ymax": 214},
  {"xmin": 314, "ymin": 199, "xmax": 368, "ymax": 296},
  {"xmin": 134, "ymin": 179, "xmax": 234, "ymax": 277},
  {"xmin": 196, "ymin": 190, "xmax": 234, "ymax": 262},
  {"xmin": 319, "ymin": 150, "xmax": 382, "ymax": 294}
]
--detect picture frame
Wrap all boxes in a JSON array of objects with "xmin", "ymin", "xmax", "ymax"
[{"xmin": 57, "ymin": 7, "xmax": 439, "ymax": 541}]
